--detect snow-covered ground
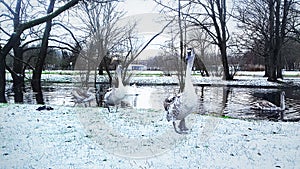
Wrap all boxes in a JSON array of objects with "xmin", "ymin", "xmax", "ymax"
[
  {"xmin": 0, "ymin": 104, "xmax": 299, "ymax": 168},
  {"xmin": 2, "ymin": 71, "xmax": 300, "ymax": 168}
]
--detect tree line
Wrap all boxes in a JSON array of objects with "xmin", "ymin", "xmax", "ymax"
[
  {"xmin": 0, "ymin": 0, "xmax": 299, "ymax": 104},
  {"xmin": 0, "ymin": 0, "xmax": 169, "ymax": 104},
  {"xmin": 154, "ymin": 0, "xmax": 299, "ymax": 81}
]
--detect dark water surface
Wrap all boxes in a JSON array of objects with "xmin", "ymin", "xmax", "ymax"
[{"xmin": 6, "ymin": 83, "xmax": 300, "ymax": 122}]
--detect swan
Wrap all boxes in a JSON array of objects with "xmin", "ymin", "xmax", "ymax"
[
  {"xmin": 250, "ymin": 91, "xmax": 285, "ymax": 111},
  {"xmin": 163, "ymin": 48, "xmax": 198, "ymax": 134},
  {"xmin": 104, "ymin": 65, "xmax": 126, "ymax": 112},
  {"xmin": 71, "ymin": 87, "xmax": 95, "ymax": 107}
]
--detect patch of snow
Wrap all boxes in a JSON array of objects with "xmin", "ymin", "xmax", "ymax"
[{"xmin": 0, "ymin": 104, "xmax": 299, "ymax": 168}]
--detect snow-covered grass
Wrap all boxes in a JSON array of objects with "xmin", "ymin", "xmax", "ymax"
[
  {"xmin": 0, "ymin": 104, "xmax": 299, "ymax": 168},
  {"xmin": 236, "ymin": 70, "xmax": 300, "ymax": 77},
  {"xmin": 16, "ymin": 71, "xmax": 298, "ymax": 88}
]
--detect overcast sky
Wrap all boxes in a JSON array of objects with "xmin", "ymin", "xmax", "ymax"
[
  {"xmin": 118, "ymin": 0, "xmax": 170, "ymax": 54},
  {"xmin": 121, "ymin": 0, "xmax": 159, "ymax": 16}
]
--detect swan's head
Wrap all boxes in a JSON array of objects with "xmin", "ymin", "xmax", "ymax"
[
  {"xmin": 186, "ymin": 48, "xmax": 195, "ymax": 70},
  {"xmin": 280, "ymin": 91, "xmax": 286, "ymax": 100}
]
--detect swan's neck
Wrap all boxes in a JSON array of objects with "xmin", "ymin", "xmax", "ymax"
[
  {"xmin": 183, "ymin": 66, "xmax": 196, "ymax": 99},
  {"xmin": 117, "ymin": 73, "xmax": 123, "ymax": 88},
  {"xmin": 280, "ymin": 94, "xmax": 285, "ymax": 110},
  {"xmin": 186, "ymin": 58, "xmax": 194, "ymax": 72},
  {"xmin": 184, "ymin": 52, "xmax": 195, "ymax": 90},
  {"xmin": 184, "ymin": 69, "xmax": 192, "ymax": 87}
]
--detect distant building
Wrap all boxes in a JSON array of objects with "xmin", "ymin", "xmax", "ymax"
[{"xmin": 127, "ymin": 64, "xmax": 147, "ymax": 71}]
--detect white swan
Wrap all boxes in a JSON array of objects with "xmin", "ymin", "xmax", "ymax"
[
  {"xmin": 163, "ymin": 48, "xmax": 198, "ymax": 134},
  {"xmin": 250, "ymin": 91, "xmax": 285, "ymax": 111},
  {"xmin": 71, "ymin": 87, "xmax": 95, "ymax": 107},
  {"xmin": 104, "ymin": 65, "xmax": 126, "ymax": 112}
]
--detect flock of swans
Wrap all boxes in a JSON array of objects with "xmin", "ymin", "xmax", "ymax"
[{"xmin": 71, "ymin": 48, "xmax": 287, "ymax": 134}]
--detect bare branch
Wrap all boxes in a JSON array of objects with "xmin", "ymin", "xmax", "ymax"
[
  {"xmin": 7, "ymin": 52, "xmax": 35, "ymax": 70},
  {"xmin": 0, "ymin": 0, "xmax": 16, "ymax": 15},
  {"xmin": 52, "ymin": 22, "xmax": 81, "ymax": 48},
  {"xmin": 135, "ymin": 19, "xmax": 174, "ymax": 59},
  {"xmin": 19, "ymin": 0, "xmax": 80, "ymax": 32}
]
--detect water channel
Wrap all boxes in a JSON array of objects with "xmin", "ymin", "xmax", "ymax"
[{"xmin": 6, "ymin": 83, "xmax": 300, "ymax": 122}]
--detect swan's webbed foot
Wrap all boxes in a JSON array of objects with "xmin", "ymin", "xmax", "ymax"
[
  {"xmin": 115, "ymin": 106, "xmax": 119, "ymax": 113},
  {"xmin": 178, "ymin": 118, "xmax": 189, "ymax": 131},
  {"xmin": 107, "ymin": 106, "xmax": 119, "ymax": 113},
  {"xmin": 104, "ymin": 103, "xmax": 111, "ymax": 113},
  {"xmin": 173, "ymin": 121, "xmax": 189, "ymax": 134}
]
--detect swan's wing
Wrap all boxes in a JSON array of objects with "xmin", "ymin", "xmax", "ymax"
[
  {"xmin": 104, "ymin": 87, "xmax": 126, "ymax": 106},
  {"xmin": 163, "ymin": 95, "xmax": 175, "ymax": 111},
  {"xmin": 250, "ymin": 102, "xmax": 261, "ymax": 110},
  {"xmin": 251, "ymin": 100, "xmax": 278, "ymax": 110},
  {"xmin": 165, "ymin": 94, "xmax": 182, "ymax": 121},
  {"xmin": 71, "ymin": 90, "xmax": 85, "ymax": 102},
  {"xmin": 83, "ymin": 94, "xmax": 95, "ymax": 102},
  {"xmin": 260, "ymin": 101, "xmax": 277, "ymax": 108},
  {"xmin": 104, "ymin": 90, "xmax": 112, "ymax": 102}
]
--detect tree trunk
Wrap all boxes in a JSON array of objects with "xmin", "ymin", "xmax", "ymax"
[
  {"xmin": 178, "ymin": 0, "xmax": 185, "ymax": 92},
  {"xmin": 277, "ymin": 52, "xmax": 283, "ymax": 79},
  {"xmin": 274, "ymin": 0, "xmax": 281, "ymax": 79},
  {"xmin": 12, "ymin": 45, "xmax": 24, "ymax": 103},
  {"xmin": 267, "ymin": 0, "xmax": 277, "ymax": 82},
  {"xmin": 276, "ymin": 0, "xmax": 291, "ymax": 79},
  {"xmin": 220, "ymin": 43, "xmax": 231, "ymax": 80},
  {"xmin": 264, "ymin": 62, "xmax": 269, "ymax": 77},
  {"xmin": 0, "ymin": 33, "xmax": 21, "ymax": 103},
  {"xmin": 0, "ymin": 45, "xmax": 7, "ymax": 103},
  {"xmin": 32, "ymin": 0, "xmax": 56, "ymax": 104},
  {"xmin": 219, "ymin": 0, "xmax": 232, "ymax": 80},
  {"xmin": 263, "ymin": 38, "xmax": 270, "ymax": 77},
  {"xmin": 11, "ymin": 0, "xmax": 24, "ymax": 103}
]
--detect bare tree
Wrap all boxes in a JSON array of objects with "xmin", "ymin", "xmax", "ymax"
[
  {"xmin": 234, "ymin": 0, "xmax": 299, "ymax": 81},
  {"xmin": 154, "ymin": 0, "xmax": 233, "ymax": 80},
  {"xmin": 113, "ymin": 19, "xmax": 174, "ymax": 85},
  {"xmin": 0, "ymin": 0, "xmax": 81, "ymax": 103},
  {"xmin": 11, "ymin": 0, "xmax": 24, "ymax": 103},
  {"xmin": 0, "ymin": 0, "xmax": 119, "ymax": 103},
  {"xmin": 75, "ymin": 1, "xmax": 129, "ymax": 86},
  {"xmin": 30, "ymin": 0, "xmax": 56, "ymax": 104},
  {"xmin": 233, "ymin": 0, "xmax": 270, "ymax": 75}
]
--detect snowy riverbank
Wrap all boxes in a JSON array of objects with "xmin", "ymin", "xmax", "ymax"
[
  {"xmin": 5, "ymin": 70, "xmax": 300, "ymax": 88},
  {"xmin": 0, "ymin": 104, "xmax": 299, "ymax": 168}
]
